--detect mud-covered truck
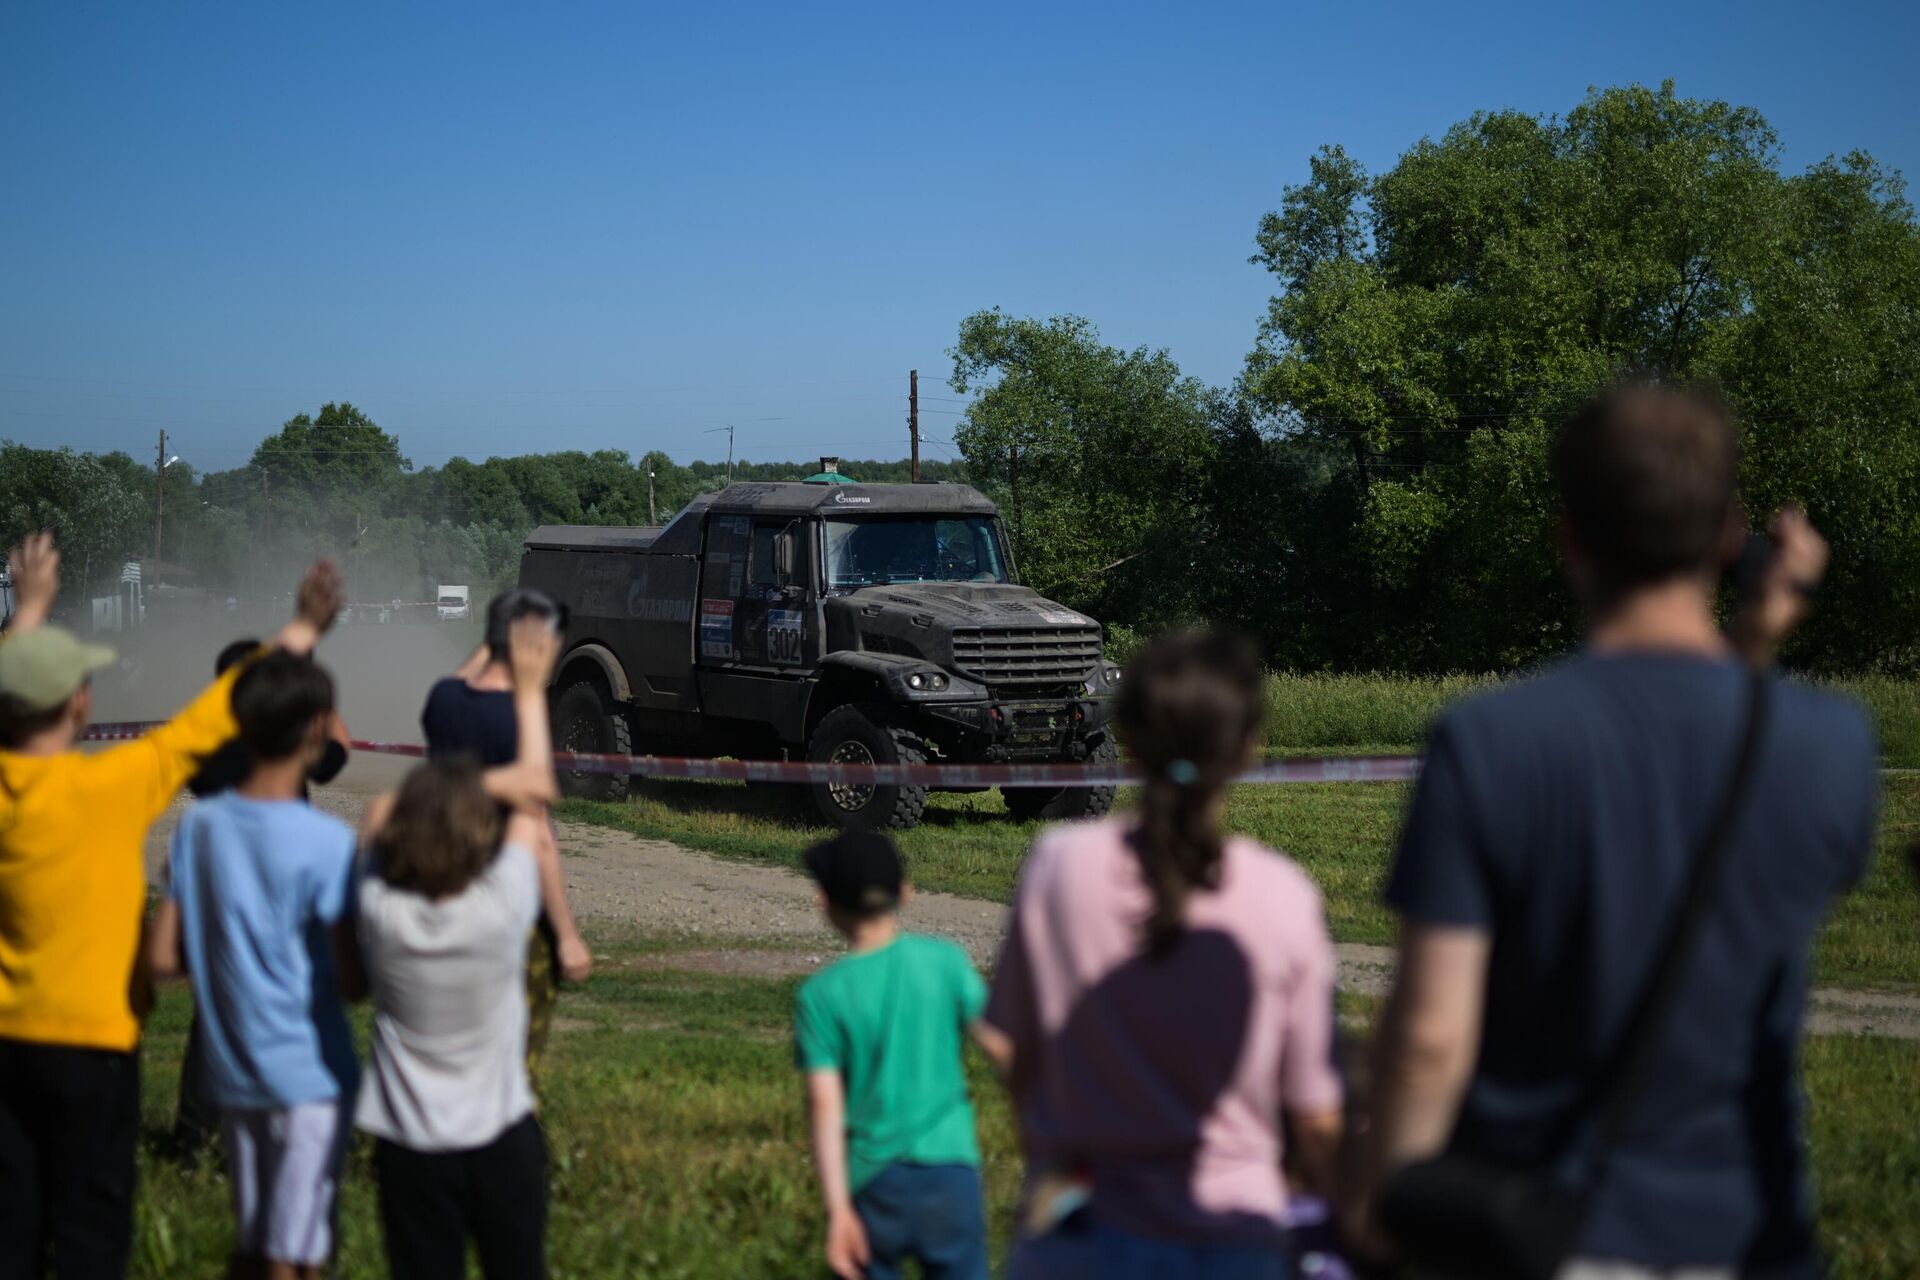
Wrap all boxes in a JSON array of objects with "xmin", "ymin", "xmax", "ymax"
[{"xmin": 518, "ymin": 479, "xmax": 1121, "ymax": 830}]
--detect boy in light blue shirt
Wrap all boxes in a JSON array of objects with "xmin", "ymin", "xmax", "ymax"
[{"xmin": 148, "ymin": 651, "xmax": 360, "ymax": 1280}]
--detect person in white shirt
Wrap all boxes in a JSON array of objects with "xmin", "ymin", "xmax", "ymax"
[{"xmin": 350, "ymin": 616, "xmax": 563, "ymax": 1280}]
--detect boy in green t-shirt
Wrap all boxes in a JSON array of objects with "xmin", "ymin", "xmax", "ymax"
[{"xmin": 794, "ymin": 830, "xmax": 1005, "ymax": 1280}]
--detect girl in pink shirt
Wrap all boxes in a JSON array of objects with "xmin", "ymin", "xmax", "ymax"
[{"xmin": 985, "ymin": 632, "xmax": 1345, "ymax": 1279}]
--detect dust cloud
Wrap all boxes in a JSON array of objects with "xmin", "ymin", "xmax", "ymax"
[{"xmin": 90, "ymin": 615, "xmax": 478, "ymax": 744}]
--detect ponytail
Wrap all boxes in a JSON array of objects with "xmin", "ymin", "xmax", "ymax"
[{"xmin": 1114, "ymin": 631, "xmax": 1264, "ymax": 956}]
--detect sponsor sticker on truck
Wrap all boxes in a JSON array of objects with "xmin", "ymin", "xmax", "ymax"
[
  {"xmin": 767, "ymin": 609, "xmax": 803, "ymax": 665},
  {"xmin": 700, "ymin": 598, "xmax": 735, "ymax": 658}
]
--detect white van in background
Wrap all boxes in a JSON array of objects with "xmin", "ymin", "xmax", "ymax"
[{"xmin": 435, "ymin": 584, "xmax": 471, "ymax": 621}]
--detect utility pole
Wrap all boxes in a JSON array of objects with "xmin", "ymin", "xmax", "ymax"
[
  {"xmin": 647, "ymin": 466, "xmax": 657, "ymax": 525},
  {"xmin": 909, "ymin": 369, "xmax": 920, "ymax": 482},
  {"xmin": 1010, "ymin": 442, "xmax": 1022, "ymax": 553},
  {"xmin": 248, "ymin": 467, "xmax": 269, "ymax": 605},
  {"xmin": 153, "ymin": 430, "xmax": 168, "ymax": 561},
  {"xmin": 703, "ymin": 425, "xmax": 735, "ymax": 484}
]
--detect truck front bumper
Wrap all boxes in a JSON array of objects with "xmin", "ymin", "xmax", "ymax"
[{"xmin": 919, "ymin": 695, "xmax": 1115, "ymax": 761}]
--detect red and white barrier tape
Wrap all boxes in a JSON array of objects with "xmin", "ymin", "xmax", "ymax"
[
  {"xmin": 77, "ymin": 721, "xmax": 166, "ymax": 742},
  {"xmin": 79, "ymin": 721, "xmax": 1420, "ymax": 786},
  {"xmin": 376, "ymin": 741, "xmax": 1420, "ymax": 787}
]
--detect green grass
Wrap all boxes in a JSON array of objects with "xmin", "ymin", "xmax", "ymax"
[
  {"xmin": 1260, "ymin": 671, "xmax": 1492, "ymax": 755},
  {"xmin": 131, "ymin": 957, "xmax": 1024, "ymax": 1279},
  {"xmin": 1840, "ymin": 674, "xmax": 1920, "ymax": 767},
  {"xmin": 1258, "ymin": 671, "xmax": 1920, "ymax": 765},
  {"xmin": 561, "ymin": 772, "xmax": 1920, "ymax": 991},
  {"xmin": 130, "ymin": 949, "xmax": 1918, "ymax": 1279}
]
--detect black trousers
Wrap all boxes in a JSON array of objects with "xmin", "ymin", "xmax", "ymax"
[
  {"xmin": 0, "ymin": 1038, "xmax": 140, "ymax": 1280},
  {"xmin": 374, "ymin": 1113, "xmax": 549, "ymax": 1280},
  {"xmin": 171, "ymin": 1010, "xmax": 219, "ymax": 1155}
]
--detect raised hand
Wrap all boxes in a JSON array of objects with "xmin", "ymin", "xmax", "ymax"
[
  {"xmin": 1730, "ymin": 504, "xmax": 1828, "ymax": 667},
  {"xmin": 508, "ymin": 614, "xmax": 560, "ymax": 693},
  {"xmin": 484, "ymin": 616, "xmax": 563, "ymax": 813},
  {"xmin": 296, "ymin": 559, "xmax": 347, "ymax": 634},
  {"xmin": 275, "ymin": 559, "xmax": 346, "ymax": 656},
  {"xmin": 6, "ymin": 531, "xmax": 60, "ymax": 632}
]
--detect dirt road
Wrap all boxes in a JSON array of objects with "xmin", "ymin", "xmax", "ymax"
[{"xmin": 143, "ymin": 753, "xmax": 1920, "ymax": 1041}]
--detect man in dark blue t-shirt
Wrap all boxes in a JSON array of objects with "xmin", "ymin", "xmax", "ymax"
[{"xmin": 1359, "ymin": 383, "xmax": 1878, "ymax": 1278}]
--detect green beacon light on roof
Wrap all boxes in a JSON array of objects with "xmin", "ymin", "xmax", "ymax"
[{"xmin": 803, "ymin": 456, "xmax": 855, "ymax": 485}]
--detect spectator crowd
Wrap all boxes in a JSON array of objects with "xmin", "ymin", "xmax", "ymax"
[{"xmin": 0, "ymin": 381, "xmax": 1882, "ymax": 1279}]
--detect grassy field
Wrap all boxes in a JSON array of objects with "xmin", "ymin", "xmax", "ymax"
[
  {"xmin": 130, "ymin": 947, "xmax": 1919, "ymax": 1279},
  {"xmin": 1254, "ymin": 670, "xmax": 1920, "ymax": 765},
  {"xmin": 561, "ymin": 769, "xmax": 1920, "ymax": 992}
]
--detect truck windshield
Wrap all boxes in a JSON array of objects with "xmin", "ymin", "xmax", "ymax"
[{"xmin": 824, "ymin": 516, "xmax": 1011, "ymax": 588}]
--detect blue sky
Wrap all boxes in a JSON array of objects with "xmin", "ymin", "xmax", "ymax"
[{"xmin": 2, "ymin": 1, "xmax": 1914, "ymax": 473}]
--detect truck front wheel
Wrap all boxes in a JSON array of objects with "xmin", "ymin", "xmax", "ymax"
[
  {"xmin": 807, "ymin": 704, "xmax": 928, "ymax": 831},
  {"xmin": 553, "ymin": 680, "xmax": 632, "ymax": 803},
  {"xmin": 1002, "ymin": 734, "xmax": 1119, "ymax": 823}
]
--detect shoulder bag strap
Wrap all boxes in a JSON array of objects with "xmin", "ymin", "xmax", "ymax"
[{"xmin": 1578, "ymin": 667, "xmax": 1772, "ymax": 1175}]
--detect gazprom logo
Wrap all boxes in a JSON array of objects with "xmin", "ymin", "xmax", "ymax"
[{"xmin": 832, "ymin": 491, "xmax": 872, "ymax": 505}]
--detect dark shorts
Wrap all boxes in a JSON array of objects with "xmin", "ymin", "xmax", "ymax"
[{"xmin": 854, "ymin": 1162, "xmax": 989, "ymax": 1280}]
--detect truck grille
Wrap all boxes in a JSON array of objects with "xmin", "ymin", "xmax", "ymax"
[{"xmin": 951, "ymin": 626, "xmax": 1102, "ymax": 688}]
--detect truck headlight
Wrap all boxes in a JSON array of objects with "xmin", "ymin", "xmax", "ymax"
[
  {"xmin": 1104, "ymin": 665, "xmax": 1122, "ymax": 685},
  {"xmin": 907, "ymin": 671, "xmax": 949, "ymax": 691}
]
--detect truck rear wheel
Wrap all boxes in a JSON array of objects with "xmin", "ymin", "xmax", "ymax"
[
  {"xmin": 554, "ymin": 680, "xmax": 631, "ymax": 803},
  {"xmin": 1002, "ymin": 734, "xmax": 1119, "ymax": 823},
  {"xmin": 807, "ymin": 704, "xmax": 928, "ymax": 831}
]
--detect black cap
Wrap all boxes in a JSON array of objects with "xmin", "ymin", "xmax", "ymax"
[
  {"xmin": 485, "ymin": 589, "xmax": 568, "ymax": 656},
  {"xmin": 804, "ymin": 829, "xmax": 903, "ymax": 914}
]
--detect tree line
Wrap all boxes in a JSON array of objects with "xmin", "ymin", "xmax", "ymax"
[
  {"xmin": 6, "ymin": 84, "xmax": 1917, "ymax": 672},
  {"xmin": 0, "ymin": 407, "xmax": 962, "ymax": 607},
  {"xmin": 953, "ymin": 83, "xmax": 1920, "ymax": 673}
]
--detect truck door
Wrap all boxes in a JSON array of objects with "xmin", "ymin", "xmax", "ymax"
[{"xmin": 737, "ymin": 518, "xmax": 815, "ymax": 670}]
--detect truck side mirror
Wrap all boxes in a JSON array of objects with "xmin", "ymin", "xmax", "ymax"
[{"xmin": 774, "ymin": 529, "xmax": 796, "ymax": 585}]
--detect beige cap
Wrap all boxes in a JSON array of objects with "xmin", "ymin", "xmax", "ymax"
[{"xmin": 0, "ymin": 626, "xmax": 117, "ymax": 711}]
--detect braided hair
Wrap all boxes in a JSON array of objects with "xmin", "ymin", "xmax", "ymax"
[{"xmin": 1113, "ymin": 630, "xmax": 1265, "ymax": 956}]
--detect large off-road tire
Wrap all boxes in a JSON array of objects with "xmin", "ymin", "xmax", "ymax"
[
  {"xmin": 1002, "ymin": 734, "xmax": 1119, "ymax": 823},
  {"xmin": 807, "ymin": 704, "xmax": 929, "ymax": 831},
  {"xmin": 553, "ymin": 680, "xmax": 632, "ymax": 803}
]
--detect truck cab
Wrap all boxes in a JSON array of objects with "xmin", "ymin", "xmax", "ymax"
[{"xmin": 519, "ymin": 480, "xmax": 1119, "ymax": 830}]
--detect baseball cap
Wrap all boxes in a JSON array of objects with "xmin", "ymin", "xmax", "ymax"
[
  {"xmin": 804, "ymin": 829, "xmax": 904, "ymax": 914},
  {"xmin": 0, "ymin": 626, "xmax": 116, "ymax": 712}
]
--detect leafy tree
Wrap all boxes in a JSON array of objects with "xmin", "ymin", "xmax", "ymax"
[
  {"xmin": 249, "ymin": 402, "xmax": 409, "ymax": 504},
  {"xmin": 949, "ymin": 310, "xmax": 1215, "ymax": 624},
  {"xmin": 0, "ymin": 443, "xmax": 146, "ymax": 598},
  {"xmin": 435, "ymin": 457, "xmax": 530, "ymax": 528},
  {"xmin": 1247, "ymin": 82, "xmax": 1920, "ymax": 670}
]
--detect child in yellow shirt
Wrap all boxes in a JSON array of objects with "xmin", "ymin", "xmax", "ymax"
[{"xmin": 0, "ymin": 532, "xmax": 345, "ymax": 1278}]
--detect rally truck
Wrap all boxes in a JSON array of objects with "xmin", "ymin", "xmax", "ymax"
[{"xmin": 518, "ymin": 479, "xmax": 1122, "ymax": 830}]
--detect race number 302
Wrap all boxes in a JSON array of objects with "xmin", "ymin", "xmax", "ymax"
[{"xmin": 767, "ymin": 609, "xmax": 803, "ymax": 665}]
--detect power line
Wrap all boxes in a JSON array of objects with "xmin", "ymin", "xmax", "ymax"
[{"xmin": 0, "ymin": 370, "xmax": 933, "ymax": 399}]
